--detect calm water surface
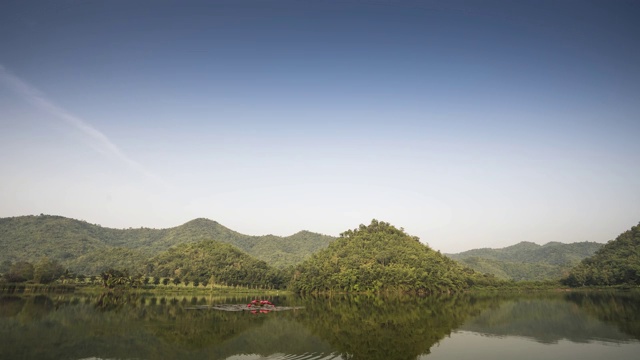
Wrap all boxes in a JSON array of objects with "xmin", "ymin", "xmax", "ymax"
[{"xmin": 1, "ymin": 290, "xmax": 639, "ymax": 360}]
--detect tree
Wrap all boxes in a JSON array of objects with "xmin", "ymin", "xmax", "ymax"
[
  {"xmin": 5, "ymin": 261, "xmax": 34, "ymax": 283},
  {"xmin": 33, "ymin": 257, "xmax": 65, "ymax": 284},
  {"xmin": 100, "ymin": 269, "xmax": 140, "ymax": 289}
]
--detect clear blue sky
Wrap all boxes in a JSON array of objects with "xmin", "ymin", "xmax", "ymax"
[{"xmin": 1, "ymin": 0, "xmax": 639, "ymax": 252}]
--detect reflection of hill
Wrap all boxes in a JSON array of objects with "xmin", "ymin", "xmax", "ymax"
[
  {"xmin": 142, "ymin": 297, "xmax": 334, "ymax": 357},
  {"xmin": 207, "ymin": 316, "xmax": 335, "ymax": 359},
  {"xmin": 293, "ymin": 294, "xmax": 500, "ymax": 360},
  {"xmin": 459, "ymin": 295, "xmax": 636, "ymax": 344},
  {"xmin": 3, "ymin": 292, "xmax": 637, "ymax": 360},
  {"xmin": 564, "ymin": 292, "xmax": 640, "ymax": 340},
  {"xmin": 0, "ymin": 293, "xmax": 333, "ymax": 360}
]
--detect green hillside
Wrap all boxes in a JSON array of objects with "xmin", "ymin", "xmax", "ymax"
[
  {"xmin": 563, "ymin": 222, "xmax": 640, "ymax": 287},
  {"xmin": 447, "ymin": 241, "xmax": 603, "ymax": 281},
  {"xmin": 0, "ymin": 215, "xmax": 335, "ymax": 274},
  {"xmin": 66, "ymin": 247, "xmax": 152, "ymax": 275},
  {"xmin": 289, "ymin": 219, "xmax": 471, "ymax": 294},
  {"xmin": 147, "ymin": 240, "xmax": 286, "ymax": 289},
  {"xmin": 455, "ymin": 257, "xmax": 570, "ymax": 281}
]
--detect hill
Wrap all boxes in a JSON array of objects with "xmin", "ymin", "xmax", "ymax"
[
  {"xmin": 447, "ymin": 241, "xmax": 603, "ymax": 281},
  {"xmin": 563, "ymin": 222, "xmax": 640, "ymax": 287},
  {"xmin": 147, "ymin": 240, "xmax": 286, "ymax": 289},
  {"xmin": 0, "ymin": 215, "xmax": 335, "ymax": 274},
  {"xmin": 289, "ymin": 219, "xmax": 471, "ymax": 294}
]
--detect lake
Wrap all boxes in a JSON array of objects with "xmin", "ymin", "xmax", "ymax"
[{"xmin": 1, "ymin": 290, "xmax": 639, "ymax": 360}]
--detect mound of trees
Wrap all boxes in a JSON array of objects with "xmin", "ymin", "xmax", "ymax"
[
  {"xmin": 289, "ymin": 220, "xmax": 471, "ymax": 294},
  {"xmin": 146, "ymin": 240, "xmax": 287, "ymax": 289}
]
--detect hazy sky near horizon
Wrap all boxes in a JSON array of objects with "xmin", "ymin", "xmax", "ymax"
[{"xmin": 1, "ymin": 0, "xmax": 639, "ymax": 253}]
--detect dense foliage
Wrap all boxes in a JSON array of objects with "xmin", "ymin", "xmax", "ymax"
[
  {"xmin": 0, "ymin": 215, "xmax": 334, "ymax": 273},
  {"xmin": 447, "ymin": 241, "xmax": 603, "ymax": 281},
  {"xmin": 454, "ymin": 257, "xmax": 570, "ymax": 281},
  {"xmin": 100, "ymin": 268, "xmax": 143, "ymax": 289},
  {"xmin": 1, "ymin": 257, "xmax": 65, "ymax": 284},
  {"xmin": 562, "ymin": 222, "xmax": 640, "ymax": 286},
  {"xmin": 67, "ymin": 248, "xmax": 151, "ymax": 275},
  {"xmin": 147, "ymin": 240, "xmax": 287, "ymax": 289},
  {"xmin": 289, "ymin": 220, "xmax": 470, "ymax": 294}
]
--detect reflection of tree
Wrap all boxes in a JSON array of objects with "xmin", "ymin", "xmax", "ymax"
[
  {"xmin": 0, "ymin": 296, "xmax": 25, "ymax": 318},
  {"xmin": 0, "ymin": 294, "xmax": 266, "ymax": 359},
  {"xmin": 95, "ymin": 291, "xmax": 140, "ymax": 311},
  {"xmin": 5, "ymin": 292, "xmax": 637, "ymax": 360},
  {"xmin": 292, "ymin": 294, "xmax": 498, "ymax": 360},
  {"xmin": 460, "ymin": 293, "xmax": 637, "ymax": 344},
  {"xmin": 143, "ymin": 301, "xmax": 268, "ymax": 350},
  {"xmin": 17, "ymin": 295, "xmax": 55, "ymax": 322},
  {"xmin": 565, "ymin": 291, "xmax": 640, "ymax": 340}
]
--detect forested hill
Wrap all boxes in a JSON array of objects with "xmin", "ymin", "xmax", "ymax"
[
  {"xmin": 563, "ymin": 222, "xmax": 640, "ymax": 287},
  {"xmin": 0, "ymin": 215, "xmax": 335, "ymax": 273},
  {"xmin": 446, "ymin": 241, "xmax": 603, "ymax": 281},
  {"xmin": 289, "ymin": 220, "xmax": 473, "ymax": 294},
  {"xmin": 147, "ymin": 240, "xmax": 286, "ymax": 289}
]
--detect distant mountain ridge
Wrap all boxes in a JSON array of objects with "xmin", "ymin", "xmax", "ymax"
[
  {"xmin": 446, "ymin": 241, "xmax": 603, "ymax": 281},
  {"xmin": 0, "ymin": 215, "xmax": 335, "ymax": 274}
]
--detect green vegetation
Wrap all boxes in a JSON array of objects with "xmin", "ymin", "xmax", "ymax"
[
  {"xmin": 0, "ymin": 215, "xmax": 335, "ymax": 274},
  {"xmin": 4, "ymin": 261, "xmax": 34, "ymax": 283},
  {"xmin": 1, "ymin": 257, "xmax": 66, "ymax": 285},
  {"xmin": 2, "ymin": 214, "xmax": 636, "ymax": 292},
  {"xmin": 147, "ymin": 240, "xmax": 287, "ymax": 289},
  {"xmin": 100, "ymin": 269, "xmax": 143, "ymax": 289},
  {"xmin": 562, "ymin": 222, "xmax": 640, "ymax": 287},
  {"xmin": 289, "ymin": 220, "xmax": 471, "ymax": 294},
  {"xmin": 67, "ymin": 247, "xmax": 150, "ymax": 275},
  {"xmin": 447, "ymin": 241, "xmax": 603, "ymax": 281},
  {"xmin": 33, "ymin": 257, "xmax": 65, "ymax": 284}
]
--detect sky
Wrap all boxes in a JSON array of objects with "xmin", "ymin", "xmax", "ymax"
[{"xmin": 1, "ymin": 0, "xmax": 639, "ymax": 253}]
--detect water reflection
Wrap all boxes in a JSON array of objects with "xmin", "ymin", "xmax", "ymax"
[
  {"xmin": 0, "ymin": 291, "xmax": 639, "ymax": 360},
  {"xmin": 459, "ymin": 293, "xmax": 638, "ymax": 344},
  {"xmin": 565, "ymin": 291, "xmax": 640, "ymax": 339},
  {"xmin": 293, "ymin": 294, "xmax": 500, "ymax": 360}
]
